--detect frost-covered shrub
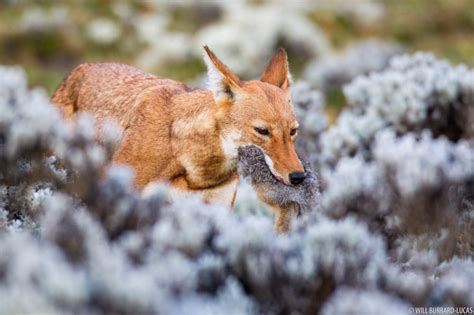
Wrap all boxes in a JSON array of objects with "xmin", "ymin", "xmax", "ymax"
[
  {"xmin": 383, "ymin": 256, "xmax": 474, "ymax": 309},
  {"xmin": 0, "ymin": 65, "xmax": 119, "ymax": 232},
  {"xmin": 374, "ymin": 131, "xmax": 474, "ymax": 203},
  {"xmin": 314, "ymin": 54, "xmax": 474, "ymax": 262},
  {"xmin": 0, "ymin": 187, "xmax": 392, "ymax": 314},
  {"xmin": 319, "ymin": 129, "xmax": 474, "ymax": 259},
  {"xmin": 319, "ymin": 53, "xmax": 474, "ymax": 166},
  {"xmin": 292, "ymin": 82, "xmax": 328, "ymax": 136},
  {"xmin": 373, "ymin": 130, "xmax": 474, "ymax": 259},
  {"xmin": 432, "ymin": 258, "xmax": 474, "ymax": 307},
  {"xmin": 0, "ymin": 232, "xmax": 90, "ymax": 314},
  {"xmin": 344, "ymin": 53, "xmax": 474, "ymax": 138},
  {"xmin": 218, "ymin": 217, "xmax": 388, "ymax": 314},
  {"xmin": 320, "ymin": 288, "xmax": 410, "ymax": 315},
  {"xmin": 291, "ymin": 81, "xmax": 328, "ymax": 168},
  {"xmin": 304, "ymin": 39, "xmax": 403, "ymax": 91},
  {"xmin": 320, "ymin": 156, "xmax": 391, "ymax": 230}
]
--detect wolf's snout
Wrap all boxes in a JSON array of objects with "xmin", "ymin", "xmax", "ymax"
[{"xmin": 289, "ymin": 172, "xmax": 306, "ymax": 185}]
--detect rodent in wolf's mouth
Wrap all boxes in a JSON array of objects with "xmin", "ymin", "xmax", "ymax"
[{"xmin": 237, "ymin": 145, "xmax": 320, "ymax": 216}]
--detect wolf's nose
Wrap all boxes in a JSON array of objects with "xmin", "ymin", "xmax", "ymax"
[{"xmin": 289, "ymin": 172, "xmax": 306, "ymax": 185}]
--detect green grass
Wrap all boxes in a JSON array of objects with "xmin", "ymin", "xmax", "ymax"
[
  {"xmin": 25, "ymin": 66, "xmax": 66, "ymax": 94},
  {"xmin": 158, "ymin": 58, "xmax": 207, "ymax": 84},
  {"xmin": 309, "ymin": 0, "xmax": 474, "ymax": 67},
  {"xmin": 308, "ymin": 0, "xmax": 474, "ymax": 111}
]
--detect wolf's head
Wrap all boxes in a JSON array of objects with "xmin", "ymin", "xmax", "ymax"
[{"xmin": 204, "ymin": 46, "xmax": 305, "ymax": 185}]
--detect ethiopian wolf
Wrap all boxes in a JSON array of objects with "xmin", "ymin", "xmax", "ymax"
[{"xmin": 52, "ymin": 46, "xmax": 306, "ymax": 230}]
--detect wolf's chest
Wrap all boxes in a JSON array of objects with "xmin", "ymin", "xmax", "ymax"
[
  {"xmin": 179, "ymin": 152, "xmax": 237, "ymax": 188},
  {"xmin": 176, "ymin": 131, "xmax": 240, "ymax": 189},
  {"xmin": 162, "ymin": 172, "xmax": 239, "ymax": 208}
]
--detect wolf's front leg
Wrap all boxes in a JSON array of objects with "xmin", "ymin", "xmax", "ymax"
[
  {"xmin": 201, "ymin": 174, "xmax": 240, "ymax": 208},
  {"xmin": 269, "ymin": 205, "xmax": 297, "ymax": 233}
]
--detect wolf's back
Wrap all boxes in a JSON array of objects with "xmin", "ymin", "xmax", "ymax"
[{"xmin": 51, "ymin": 62, "xmax": 187, "ymax": 127}]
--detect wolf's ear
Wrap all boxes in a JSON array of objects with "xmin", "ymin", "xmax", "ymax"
[
  {"xmin": 203, "ymin": 46, "xmax": 241, "ymax": 102},
  {"xmin": 260, "ymin": 48, "xmax": 291, "ymax": 90}
]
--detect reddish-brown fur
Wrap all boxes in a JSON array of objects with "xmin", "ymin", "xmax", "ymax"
[{"xmin": 52, "ymin": 47, "xmax": 304, "ymax": 229}]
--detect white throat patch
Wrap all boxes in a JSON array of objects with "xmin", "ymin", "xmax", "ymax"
[{"xmin": 220, "ymin": 130, "xmax": 241, "ymax": 168}]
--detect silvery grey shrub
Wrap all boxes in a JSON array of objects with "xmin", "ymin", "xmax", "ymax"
[{"xmin": 0, "ymin": 52, "xmax": 473, "ymax": 315}]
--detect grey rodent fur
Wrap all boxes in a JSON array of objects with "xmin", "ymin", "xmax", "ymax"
[{"xmin": 237, "ymin": 145, "xmax": 320, "ymax": 231}]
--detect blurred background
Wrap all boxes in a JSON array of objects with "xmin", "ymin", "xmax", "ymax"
[{"xmin": 0, "ymin": 0, "xmax": 473, "ymax": 118}]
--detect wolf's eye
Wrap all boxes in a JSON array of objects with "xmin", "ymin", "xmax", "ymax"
[
  {"xmin": 290, "ymin": 128, "xmax": 298, "ymax": 136},
  {"xmin": 254, "ymin": 127, "xmax": 270, "ymax": 136}
]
